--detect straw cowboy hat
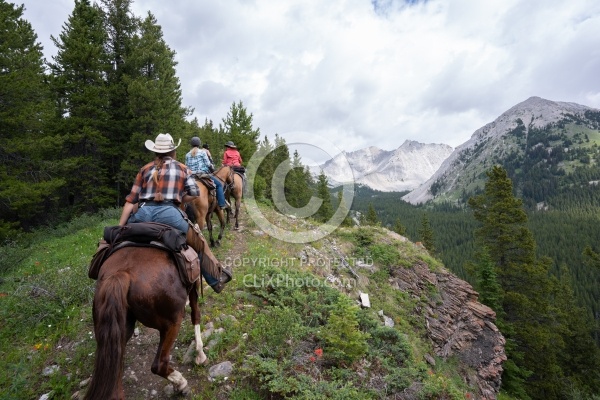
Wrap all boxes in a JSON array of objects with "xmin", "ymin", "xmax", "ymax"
[{"xmin": 145, "ymin": 133, "xmax": 181, "ymax": 153}]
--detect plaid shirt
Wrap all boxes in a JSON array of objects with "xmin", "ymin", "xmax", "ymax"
[
  {"xmin": 185, "ymin": 149, "xmax": 213, "ymax": 173},
  {"xmin": 125, "ymin": 157, "xmax": 199, "ymax": 204}
]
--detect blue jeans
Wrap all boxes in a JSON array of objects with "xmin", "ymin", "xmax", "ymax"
[
  {"xmin": 128, "ymin": 204, "xmax": 189, "ymax": 232},
  {"xmin": 128, "ymin": 204, "xmax": 218, "ymax": 286},
  {"xmin": 211, "ymin": 176, "xmax": 226, "ymax": 207}
]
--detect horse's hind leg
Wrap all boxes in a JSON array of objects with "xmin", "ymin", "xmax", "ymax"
[
  {"xmin": 234, "ymin": 196, "xmax": 241, "ymax": 230},
  {"xmin": 151, "ymin": 316, "xmax": 189, "ymax": 394},
  {"xmin": 206, "ymin": 212, "xmax": 216, "ymax": 247},
  {"xmin": 189, "ymin": 281, "xmax": 207, "ymax": 364},
  {"xmin": 217, "ymin": 210, "xmax": 225, "ymax": 245}
]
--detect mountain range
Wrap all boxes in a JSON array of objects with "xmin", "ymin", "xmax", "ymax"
[
  {"xmin": 313, "ymin": 140, "xmax": 453, "ymax": 192},
  {"xmin": 316, "ymin": 96, "xmax": 600, "ymax": 211},
  {"xmin": 403, "ymin": 96, "xmax": 600, "ymax": 205}
]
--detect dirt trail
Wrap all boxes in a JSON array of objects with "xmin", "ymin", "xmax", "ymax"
[{"xmin": 98, "ymin": 213, "xmax": 249, "ymax": 400}]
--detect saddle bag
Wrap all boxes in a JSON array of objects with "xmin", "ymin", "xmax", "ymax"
[
  {"xmin": 177, "ymin": 246, "xmax": 201, "ymax": 286},
  {"xmin": 88, "ymin": 239, "xmax": 110, "ymax": 280},
  {"xmin": 87, "ymin": 222, "xmax": 200, "ymax": 286},
  {"xmin": 103, "ymin": 222, "xmax": 187, "ymax": 251}
]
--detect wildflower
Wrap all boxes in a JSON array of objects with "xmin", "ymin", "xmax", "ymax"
[
  {"xmin": 309, "ymin": 356, "xmax": 316, "ymax": 362},
  {"xmin": 34, "ymin": 343, "xmax": 42, "ymax": 350},
  {"xmin": 314, "ymin": 348, "xmax": 323, "ymax": 358}
]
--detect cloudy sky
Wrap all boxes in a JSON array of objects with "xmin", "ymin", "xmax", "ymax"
[{"xmin": 21, "ymin": 0, "xmax": 600, "ymax": 154}]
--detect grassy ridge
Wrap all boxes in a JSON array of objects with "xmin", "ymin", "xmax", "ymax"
[{"xmin": 1, "ymin": 206, "xmax": 485, "ymax": 399}]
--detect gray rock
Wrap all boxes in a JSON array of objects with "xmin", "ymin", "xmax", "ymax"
[
  {"xmin": 208, "ymin": 361, "xmax": 234, "ymax": 381},
  {"xmin": 42, "ymin": 365, "xmax": 59, "ymax": 376}
]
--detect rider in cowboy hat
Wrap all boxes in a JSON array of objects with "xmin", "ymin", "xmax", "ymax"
[
  {"xmin": 222, "ymin": 141, "xmax": 243, "ymax": 167},
  {"xmin": 119, "ymin": 133, "xmax": 232, "ymax": 292}
]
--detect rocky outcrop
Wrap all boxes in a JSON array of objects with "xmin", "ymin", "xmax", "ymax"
[{"xmin": 390, "ymin": 261, "xmax": 506, "ymax": 400}]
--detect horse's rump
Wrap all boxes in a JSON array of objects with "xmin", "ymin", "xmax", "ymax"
[
  {"xmin": 86, "ymin": 245, "xmax": 210, "ymax": 399},
  {"xmin": 97, "ymin": 248, "xmax": 189, "ymax": 316}
]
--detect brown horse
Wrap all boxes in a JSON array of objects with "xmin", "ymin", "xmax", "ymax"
[
  {"xmin": 84, "ymin": 230, "xmax": 220, "ymax": 399},
  {"xmin": 187, "ymin": 175, "xmax": 226, "ymax": 247},
  {"xmin": 214, "ymin": 165, "xmax": 244, "ymax": 230}
]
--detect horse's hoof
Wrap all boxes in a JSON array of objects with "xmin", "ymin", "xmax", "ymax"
[
  {"xmin": 195, "ymin": 351, "xmax": 207, "ymax": 365},
  {"xmin": 164, "ymin": 382, "xmax": 189, "ymax": 397},
  {"xmin": 179, "ymin": 385, "xmax": 191, "ymax": 396}
]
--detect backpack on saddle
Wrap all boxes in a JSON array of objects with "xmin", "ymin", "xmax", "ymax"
[{"xmin": 88, "ymin": 222, "xmax": 200, "ymax": 287}]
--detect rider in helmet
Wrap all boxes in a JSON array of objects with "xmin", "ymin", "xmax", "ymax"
[{"xmin": 186, "ymin": 137, "xmax": 229, "ymax": 211}]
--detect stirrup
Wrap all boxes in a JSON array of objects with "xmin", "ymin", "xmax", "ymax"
[{"xmin": 210, "ymin": 268, "xmax": 232, "ymax": 293}]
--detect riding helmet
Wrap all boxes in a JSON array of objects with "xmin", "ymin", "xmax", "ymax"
[{"xmin": 190, "ymin": 136, "xmax": 201, "ymax": 147}]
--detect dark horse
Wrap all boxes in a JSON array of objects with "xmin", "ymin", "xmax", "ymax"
[
  {"xmin": 84, "ymin": 230, "xmax": 220, "ymax": 399},
  {"xmin": 214, "ymin": 165, "xmax": 244, "ymax": 230},
  {"xmin": 187, "ymin": 175, "xmax": 226, "ymax": 247}
]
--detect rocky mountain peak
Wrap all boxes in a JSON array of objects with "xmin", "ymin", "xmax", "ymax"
[
  {"xmin": 315, "ymin": 141, "xmax": 453, "ymax": 192},
  {"xmin": 403, "ymin": 96, "xmax": 600, "ymax": 204}
]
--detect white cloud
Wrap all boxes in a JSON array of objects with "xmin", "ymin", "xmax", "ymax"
[{"xmin": 22, "ymin": 0, "xmax": 600, "ymax": 151}]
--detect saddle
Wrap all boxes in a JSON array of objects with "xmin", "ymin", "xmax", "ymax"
[
  {"xmin": 88, "ymin": 222, "xmax": 200, "ymax": 287},
  {"xmin": 192, "ymin": 173, "xmax": 216, "ymax": 192}
]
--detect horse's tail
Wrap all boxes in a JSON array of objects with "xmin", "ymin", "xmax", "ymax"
[{"xmin": 84, "ymin": 272, "xmax": 130, "ymax": 400}]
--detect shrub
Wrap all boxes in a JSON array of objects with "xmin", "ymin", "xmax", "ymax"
[
  {"xmin": 249, "ymin": 306, "xmax": 305, "ymax": 358},
  {"xmin": 319, "ymin": 295, "xmax": 369, "ymax": 366}
]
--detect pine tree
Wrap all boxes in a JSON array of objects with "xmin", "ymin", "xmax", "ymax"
[
  {"xmin": 100, "ymin": 0, "xmax": 138, "ymax": 202},
  {"xmin": 48, "ymin": 0, "xmax": 114, "ymax": 211},
  {"xmin": 392, "ymin": 217, "xmax": 406, "ymax": 236},
  {"xmin": 474, "ymin": 247, "xmax": 503, "ymax": 315},
  {"xmin": 119, "ymin": 11, "xmax": 191, "ymax": 189},
  {"xmin": 255, "ymin": 136, "xmax": 275, "ymax": 201},
  {"xmin": 363, "ymin": 203, "xmax": 379, "ymax": 226},
  {"xmin": 0, "ymin": 1, "xmax": 61, "ymax": 237},
  {"xmin": 337, "ymin": 189, "xmax": 353, "ymax": 226},
  {"xmin": 286, "ymin": 150, "xmax": 313, "ymax": 211},
  {"xmin": 468, "ymin": 166, "xmax": 536, "ymax": 289},
  {"xmin": 221, "ymin": 100, "xmax": 260, "ymax": 162},
  {"xmin": 270, "ymin": 135, "xmax": 291, "ymax": 212},
  {"xmin": 319, "ymin": 295, "xmax": 369, "ymax": 366},
  {"xmin": 418, "ymin": 213, "xmax": 436, "ymax": 255},
  {"xmin": 468, "ymin": 166, "xmax": 568, "ymax": 399},
  {"xmin": 314, "ymin": 171, "xmax": 333, "ymax": 222}
]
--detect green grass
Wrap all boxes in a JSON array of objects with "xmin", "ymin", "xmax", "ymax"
[
  {"xmin": 0, "ymin": 206, "xmax": 487, "ymax": 399},
  {"xmin": 0, "ymin": 210, "xmax": 116, "ymax": 399}
]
